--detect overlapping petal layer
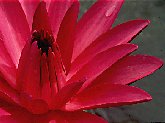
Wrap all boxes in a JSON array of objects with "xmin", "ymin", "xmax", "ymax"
[
  {"xmin": 0, "ymin": 0, "xmax": 163, "ymax": 122},
  {"xmin": 0, "ymin": 104, "xmax": 107, "ymax": 123},
  {"xmin": 94, "ymin": 55, "xmax": 163, "ymax": 85},
  {"xmin": 68, "ymin": 44, "xmax": 138, "ymax": 85},
  {"xmin": 48, "ymin": 0, "xmax": 76, "ymax": 38},
  {"xmin": 0, "ymin": 0, "xmax": 30, "ymax": 66},
  {"xmin": 56, "ymin": 1, "xmax": 79, "ymax": 74},
  {"xmin": 64, "ymin": 83, "xmax": 151, "ymax": 111},
  {"xmin": 68, "ymin": 20, "xmax": 150, "ymax": 78},
  {"xmin": 19, "ymin": 0, "xmax": 40, "ymax": 29},
  {"xmin": 72, "ymin": 0, "xmax": 124, "ymax": 61}
]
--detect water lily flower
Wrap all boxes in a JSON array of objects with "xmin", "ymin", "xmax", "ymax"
[{"xmin": 0, "ymin": 0, "xmax": 163, "ymax": 122}]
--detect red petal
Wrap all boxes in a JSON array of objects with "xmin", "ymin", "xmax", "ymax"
[
  {"xmin": 72, "ymin": 0, "xmax": 124, "ymax": 61},
  {"xmin": 48, "ymin": 49, "xmax": 58, "ymax": 97},
  {"xmin": 41, "ymin": 53, "xmax": 52, "ymax": 105},
  {"xmin": 48, "ymin": 0, "xmax": 75, "ymax": 37},
  {"xmin": 51, "ymin": 82, "xmax": 83, "ymax": 109},
  {"xmin": 67, "ymin": 44, "xmax": 138, "ymax": 87},
  {"xmin": 62, "ymin": 111, "xmax": 107, "ymax": 123},
  {"xmin": 36, "ymin": 110, "xmax": 107, "ymax": 123},
  {"xmin": 69, "ymin": 20, "xmax": 150, "ymax": 77},
  {"xmin": 56, "ymin": 1, "xmax": 79, "ymax": 74},
  {"xmin": 0, "ymin": 65, "xmax": 16, "ymax": 89},
  {"xmin": 19, "ymin": 42, "xmax": 41, "ymax": 98},
  {"xmin": 19, "ymin": 95, "xmax": 49, "ymax": 114},
  {"xmin": 0, "ymin": 78, "xmax": 48, "ymax": 115},
  {"xmin": 32, "ymin": 1, "xmax": 52, "ymax": 33},
  {"xmin": 19, "ymin": 0, "xmax": 40, "ymax": 29},
  {"xmin": 16, "ymin": 42, "xmax": 31, "ymax": 90},
  {"xmin": 95, "ymin": 55, "xmax": 163, "ymax": 85},
  {"xmin": 64, "ymin": 84, "xmax": 151, "ymax": 111},
  {"xmin": 0, "ymin": 105, "xmax": 33, "ymax": 123},
  {"xmin": 0, "ymin": 78, "xmax": 19, "ymax": 105},
  {"xmin": 0, "ymin": 0, "xmax": 30, "ymax": 66}
]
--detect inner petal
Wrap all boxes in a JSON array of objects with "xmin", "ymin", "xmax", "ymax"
[{"xmin": 16, "ymin": 1, "xmax": 67, "ymax": 113}]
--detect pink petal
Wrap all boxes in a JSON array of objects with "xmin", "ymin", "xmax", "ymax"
[
  {"xmin": 56, "ymin": 1, "xmax": 79, "ymax": 74},
  {"xmin": 64, "ymin": 84, "xmax": 151, "ymax": 111},
  {"xmin": 94, "ymin": 55, "xmax": 163, "ymax": 85},
  {"xmin": 0, "ymin": 34, "xmax": 14, "ymax": 67},
  {"xmin": 36, "ymin": 110, "xmax": 107, "ymax": 123},
  {"xmin": 0, "ymin": 0, "xmax": 30, "ymax": 66},
  {"xmin": 48, "ymin": 0, "xmax": 75, "ymax": 37},
  {"xmin": 51, "ymin": 82, "xmax": 83, "ymax": 109},
  {"xmin": 72, "ymin": 0, "xmax": 124, "ymax": 61},
  {"xmin": 69, "ymin": 20, "xmax": 150, "ymax": 77},
  {"xmin": 19, "ymin": 0, "xmax": 40, "ymax": 29},
  {"xmin": 32, "ymin": 1, "xmax": 52, "ymax": 33},
  {"xmin": 67, "ymin": 44, "xmax": 138, "ymax": 87}
]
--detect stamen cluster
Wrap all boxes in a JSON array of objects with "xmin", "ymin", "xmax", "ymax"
[{"xmin": 32, "ymin": 29, "xmax": 54, "ymax": 54}]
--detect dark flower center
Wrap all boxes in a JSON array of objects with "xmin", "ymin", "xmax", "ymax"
[{"xmin": 32, "ymin": 29, "xmax": 54, "ymax": 54}]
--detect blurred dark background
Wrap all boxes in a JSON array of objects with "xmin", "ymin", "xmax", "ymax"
[{"xmin": 79, "ymin": 0, "xmax": 165, "ymax": 122}]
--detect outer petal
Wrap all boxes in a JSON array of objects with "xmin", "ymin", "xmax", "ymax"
[
  {"xmin": 72, "ymin": 0, "xmax": 124, "ymax": 61},
  {"xmin": 0, "ymin": 105, "xmax": 33, "ymax": 123},
  {"xmin": 0, "ymin": 77, "xmax": 48, "ymax": 115},
  {"xmin": 0, "ymin": 65, "xmax": 16, "ymax": 89},
  {"xmin": 19, "ymin": 0, "xmax": 40, "ymax": 29},
  {"xmin": 0, "ymin": 33, "xmax": 14, "ymax": 67},
  {"xmin": 63, "ymin": 83, "xmax": 151, "ymax": 111},
  {"xmin": 48, "ymin": 0, "xmax": 75, "ymax": 37},
  {"xmin": 36, "ymin": 110, "xmax": 107, "ymax": 123},
  {"xmin": 56, "ymin": 1, "xmax": 79, "ymax": 74},
  {"xmin": 51, "ymin": 82, "xmax": 83, "ymax": 109},
  {"xmin": 67, "ymin": 44, "xmax": 138, "ymax": 86},
  {"xmin": 0, "ymin": 78, "xmax": 19, "ymax": 105},
  {"xmin": 69, "ymin": 20, "xmax": 150, "ymax": 77},
  {"xmin": 94, "ymin": 55, "xmax": 163, "ymax": 85},
  {"xmin": 0, "ymin": 34, "xmax": 16, "ymax": 88},
  {"xmin": 0, "ymin": 0, "xmax": 30, "ymax": 66}
]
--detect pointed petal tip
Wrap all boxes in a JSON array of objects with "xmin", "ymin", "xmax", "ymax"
[
  {"xmin": 141, "ymin": 19, "xmax": 150, "ymax": 25},
  {"xmin": 131, "ymin": 43, "xmax": 138, "ymax": 49},
  {"xmin": 32, "ymin": 0, "xmax": 51, "ymax": 33},
  {"xmin": 131, "ymin": 86, "xmax": 152, "ymax": 102},
  {"xmin": 137, "ymin": 54, "xmax": 164, "ymax": 68},
  {"xmin": 146, "ymin": 94, "xmax": 152, "ymax": 101},
  {"xmin": 146, "ymin": 19, "xmax": 150, "ymax": 24},
  {"xmin": 39, "ymin": 1, "xmax": 46, "ymax": 6},
  {"xmin": 134, "ymin": 19, "xmax": 150, "ymax": 25},
  {"xmin": 126, "ymin": 43, "xmax": 138, "ymax": 50},
  {"xmin": 63, "ymin": 84, "xmax": 153, "ymax": 111}
]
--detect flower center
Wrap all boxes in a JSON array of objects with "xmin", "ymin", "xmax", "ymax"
[{"xmin": 32, "ymin": 29, "xmax": 54, "ymax": 54}]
